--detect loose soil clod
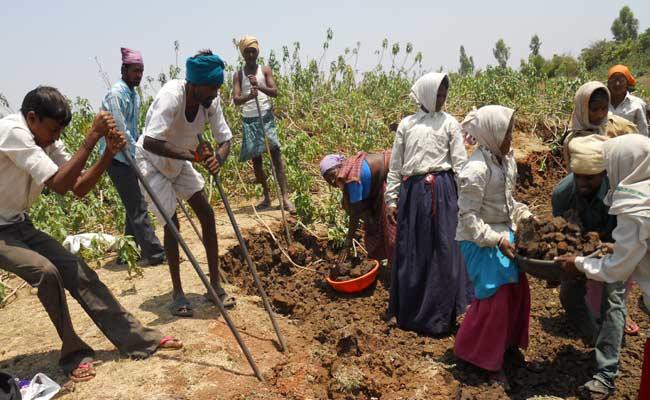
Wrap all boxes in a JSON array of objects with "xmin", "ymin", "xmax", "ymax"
[
  {"xmin": 329, "ymin": 256, "xmax": 376, "ymax": 281},
  {"xmin": 516, "ymin": 215, "xmax": 603, "ymax": 260}
]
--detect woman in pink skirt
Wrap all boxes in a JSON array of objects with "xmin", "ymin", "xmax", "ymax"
[{"xmin": 453, "ymin": 105, "xmax": 536, "ymax": 389}]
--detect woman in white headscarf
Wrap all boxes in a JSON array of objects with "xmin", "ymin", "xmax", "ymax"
[
  {"xmin": 556, "ymin": 134, "xmax": 650, "ymax": 399},
  {"xmin": 453, "ymin": 105, "xmax": 534, "ymax": 388},
  {"xmin": 384, "ymin": 72, "xmax": 472, "ymax": 336},
  {"xmin": 563, "ymin": 81, "xmax": 638, "ymax": 166}
]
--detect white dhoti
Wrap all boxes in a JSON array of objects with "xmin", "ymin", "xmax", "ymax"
[{"xmin": 135, "ymin": 151, "xmax": 204, "ymax": 225}]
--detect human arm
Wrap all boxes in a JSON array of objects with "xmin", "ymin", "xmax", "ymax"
[
  {"xmin": 198, "ymin": 97, "xmax": 234, "ymax": 175},
  {"xmin": 45, "ymin": 112, "xmax": 117, "ymax": 195},
  {"xmin": 636, "ymin": 107, "xmax": 649, "ymax": 136},
  {"xmin": 338, "ymin": 206, "xmax": 364, "ymax": 263},
  {"xmin": 456, "ymin": 160, "xmax": 508, "ymax": 249},
  {"xmin": 448, "ymin": 120, "xmax": 468, "ymax": 174},
  {"xmin": 232, "ymin": 70, "xmax": 258, "ymax": 106},
  {"xmin": 256, "ymin": 66, "xmax": 278, "ymax": 97},
  {"xmin": 574, "ymin": 214, "xmax": 647, "ymax": 283},
  {"xmin": 101, "ymin": 91, "xmax": 137, "ymax": 154},
  {"xmin": 385, "ymin": 121, "xmax": 405, "ymax": 217},
  {"xmin": 143, "ymin": 136, "xmax": 195, "ymax": 161},
  {"xmin": 510, "ymin": 158, "xmax": 533, "ymax": 224},
  {"xmin": 71, "ymin": 130, "xmax": 127, "ymax": 197}
]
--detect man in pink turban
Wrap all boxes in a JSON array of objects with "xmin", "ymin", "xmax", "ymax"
[
  {"xmin": 121, "ymin": 47, "xmax": 143, "ymax": 65},
  {"xmin": 100, "ymin": 48, "xmax": 166, "ymax": 267}
]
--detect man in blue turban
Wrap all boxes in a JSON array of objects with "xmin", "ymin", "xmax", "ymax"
[{"xmin": 136, "ymin": 49, "xmax": 236, "ymax": 317}]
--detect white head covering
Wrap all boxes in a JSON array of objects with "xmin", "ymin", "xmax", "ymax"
[
  {"xmin": 568, "ymin": 135, "xmax": 608, "ymax": 175},
  {"xmin": 570, "ymin": 81, "xmax": 610, "ymax": 133},
  {"xmin": 410, "ymin": 72, "xmax": 448, "ymax": 114},
  {"xmin": 461, "ymin": 105, "xmax": 515, "ymax": 157},
  {"xmin": 602, "ymin": 134, "xmax": 650, "ymax": 217}
]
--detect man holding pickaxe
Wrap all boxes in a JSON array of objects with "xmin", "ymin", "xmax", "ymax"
[
  {"xmin": 136, "ymin": 49, "xmax": 235, "ymax": 318},
  {"xmin": 232, "ymin": 35, "xmax": 295, "ymax": 213}
]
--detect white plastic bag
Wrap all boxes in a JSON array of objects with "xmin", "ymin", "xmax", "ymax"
[
  {"xmin": 20, "ymin": 373, "xmax": 60, "ymax": 400},
  {"xmin": 62, "ymin": 233, "xmax": 116, "ymax": 254}
]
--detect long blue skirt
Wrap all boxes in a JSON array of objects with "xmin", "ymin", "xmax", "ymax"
[{"xmin": 387, "ymin": 171, "xmax": 473, "ymax": 335}]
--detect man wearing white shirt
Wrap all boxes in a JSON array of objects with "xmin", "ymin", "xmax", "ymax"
[
  {"xmin": 0, "ymin": 86, "xmax": 182, "ymax": 382},
  {"xmin": 136, "ymin": 50, "xmax": 235, "ymax": 317}
]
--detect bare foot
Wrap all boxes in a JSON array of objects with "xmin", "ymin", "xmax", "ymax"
[
  {"xmin": 282, "ymin": 198, "xmax": 296, "ymax": 214},
  {"xmin": 488, "ymin": 370, "xmax": 510, "ymax": 391},
  {"xmin": 625, "ymin": 315, "xmax": 640, "ymax": 335}
]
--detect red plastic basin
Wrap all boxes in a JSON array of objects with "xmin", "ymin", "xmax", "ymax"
[{"xmin": 326, "ymin": 260, "xmax": 380, "ymax": 294}]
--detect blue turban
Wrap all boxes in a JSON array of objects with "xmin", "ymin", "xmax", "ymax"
[{"xmin": 186, "ymin": 54, "xmax": 225, "ymax": 86}]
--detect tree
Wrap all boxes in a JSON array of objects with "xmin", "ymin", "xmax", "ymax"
[
  {"xmin": 458, "ymin": 45, "xmax": 475, "ymax": 76},
  {"xmin": 542, "ymin": 54, "xmax": 579, "ymax": 78},
  {"xmin": 639, "ymin": 27, "xmax": 650, "ymax": 51},
  {"xmin": 493, "ymin": 39, "xmax": 511, "ymax": 68},
  {"xmin": 529, "ymin": 34, "xmax": 542, "ymax": 56},
  {"xmin": 611, "ymin": 6, "xmax": 639, "ymax": 42}
]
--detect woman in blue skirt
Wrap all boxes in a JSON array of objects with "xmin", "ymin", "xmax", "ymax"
[{"xmin": 385, "ymin": 72, "xmax": 473, "ymax": 335}]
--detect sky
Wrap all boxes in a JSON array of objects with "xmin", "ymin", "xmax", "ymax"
[{"xmin": 1, "ymin": 0, "xmax": 649, "ymax": 110}]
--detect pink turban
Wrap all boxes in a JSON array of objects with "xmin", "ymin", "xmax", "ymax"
[{"xmin": 121, "ymin": 47, "xmax": 143, "ymax": 65}]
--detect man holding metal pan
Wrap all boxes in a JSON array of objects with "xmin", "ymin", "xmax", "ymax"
[{"xmin": 136, "ymin": 49, "xmax": 236, "ymax": 318}]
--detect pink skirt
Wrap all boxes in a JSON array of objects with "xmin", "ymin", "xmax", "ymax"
[{"xmin": 454, "ymin": 273, "xmax": 531, "ymax": 371}]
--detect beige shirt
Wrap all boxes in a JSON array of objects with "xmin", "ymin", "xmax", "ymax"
[
  {"xmin": 609, "ymin": 93, "xmax": 648, "ymax": 136},
  {"xmin": 455, "ymin": 148, "xmax": 532, "ymax": 247},
  {"xmin": 576, "ymin": 214, "xmax": 650, "ymax": 309},
  {"xmin": 0, "ymin": 113, "xmax": 70, "ymax": 225},
  {"xmin": 138, "ymin": 80, "xmax": 232, "ymax": 179},
  {"xmin": 385, "ymin": 111, "xmax": 467, "ymax": 207}
]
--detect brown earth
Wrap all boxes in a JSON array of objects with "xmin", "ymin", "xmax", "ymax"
[
  {"xmin": 516, "ymin": 216, "xmax": 603, "ymax": 260},
  {"xmin": 0, "ymin": 131, "xmax": 646, "ymax": 399},
  {"xmin": 329, "ymin": 257, "xmax": 377, "ymax": 281}
]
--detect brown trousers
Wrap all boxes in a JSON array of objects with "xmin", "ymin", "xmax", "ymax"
[{"xmin": 0, "ymin": 219, "xmax": 161, "ymax": 374}]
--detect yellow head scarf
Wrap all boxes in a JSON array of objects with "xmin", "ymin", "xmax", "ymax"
[{"xmin": 238, "ymin": 36, "xmax": 259, "ymax": 55}]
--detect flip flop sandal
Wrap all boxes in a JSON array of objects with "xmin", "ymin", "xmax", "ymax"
[
  {"xmin": 158, "ymin": 335, "xmax": 183, "ymax": 351},
  {"xmin": 256, "ymin": 200, "xmax": 272, "ymax": 210},
  {"xmin": 68, "ymin": 362, "xmax": 97, "ymax": 383},
  {"xmin": 169, "ymin": 296, "xmax": 194, "ymax": 317},
  {"xmin": 204, "ymin": 292, "xmax": 237, "ymax": 309}
]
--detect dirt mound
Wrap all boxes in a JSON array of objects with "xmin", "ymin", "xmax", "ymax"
[
  {"xmin": 213, "ymin": 149, "xmax": 644, "ymax": 399},
  {"xmin": 515, "ymin": 152, "xmax": 566, "ymax": 216},
  {"xmin": 220, "ymin": 228, "xmax": 462, "ymax": 399},
  {"xmin": 219, "ymin": 224, "xmax": 645, "ymax": 399},
  {"xmin": 516, "ymin": 216, "xmax": 603, "ymax": 259}
]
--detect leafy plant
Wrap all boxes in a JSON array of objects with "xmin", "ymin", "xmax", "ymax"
[
  {"xmin": 20, "ymin": 27, "xmax": 649, "ymax": 273},
  {"xmin": 115, "ymin": 236, "xmax": 142, "ymax": 278}
]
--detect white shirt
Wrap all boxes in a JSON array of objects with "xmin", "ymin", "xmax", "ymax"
[
  {"xmin": 0, "ymin": 113, "xmax": 70, "ymax": 225},
  {"xmin": 455, "ymin": 148, "xmax": 532, "ymax": 247},
  {"xmin": 138, "ymin": 80, "xmax": 233, "ymax": 179},
  {"xmin": 576, "ymin": 214, "xmax": 650, "ymax": 309},
  {"xmin": 609, "ymin": 93, "xmax": 648, "ymax": 136},
  {"xmin": 385, "ymin": 111, "xmax": 467, "ymax": 207}
]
